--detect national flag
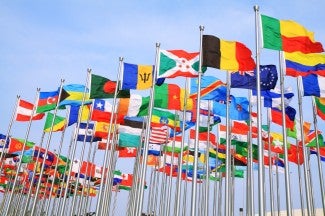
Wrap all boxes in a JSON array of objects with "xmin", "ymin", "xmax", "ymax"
[
  {"xmin": 119, "ymin": 173, "xmax": 133, "ymax": 191},
  {"xmin": 315, "ymin": 97, "xmax": 325, "ymax": 120},
  {"xmin": 213, "ymin": 95, "xmax": 249, "ymax": 120},
  {"xmin": 287, "ymin": 119, "xmax": 311, "ymax": 141},
  {"xmin": 67, "ymin": 104, "xmax": 91, "ymax": 126},
  {"xmin": 91, "ymin": 99, "xmax": 123, "ymax": 123},
  {"xmin": 158, "ymin": 49, "xmax": 203, "ymax": 78},
  {"xmin": 310, "ymin": 147, "xmax": 325, "ymax": 162},
  {"xmin": 117, "ymin": 147, "xmax": 137, "ymax": 158},
  {"xmin": 302, "ymin": 74, "xmax": 325, "ymax": 97},
  {"xmin": 261, "ymin": 14, "xmax": 324, "ymax": 53},
  {"xmin": 270, "ymin": 106, "xmax": 296, "ymax": 130},
  {"xmin": 94, "ymin": 121, "xmax": 115, "ymax": 138},
  {"xmin": 202, "ymin": 35, "xmax": 256, "ymax": 71},
  {"xmin": 266, "ymin": 132, "xmax": 290, "ymax": 153},
  {"xmin": 77, "ymin": 123, "xmax": 101, "ymax": 142},
  {"xmin": 7, "ymin": 138, "xmax": 35, "ymax": 154},
  {"xmin": 122, "ymin": 116, "xmax": 145, "ymax": 129},
  {"xmin": 302, "ymin": 130, "xmax": 324, "ymax": 147},
  {"xmin": 117, "ymin": 94, "xmax": 151, "ymax": 117},
  {"xmin": 231, "ymin": 65, "xmax": 278, "ymax": 90},
  {"xmin": 43, "ymin": 113, "xmax": 66, "ymax": 132},
  {"xmin": 33, "ymin": 146, "xmax": 58, "ymax": 166},
  {"xmin": 282, "ymin": 144, "xmax": 304, "ymax": 165},
  {"xmin": 121, "ymin": 63, "xmax": 153, "ymax": 90},
  {"xmin": 59, "ymin": 84, "xmax": 92, "ymax": 107},
  {"xmin": 118, "ymin": 132, "xmax": 142, "ymax": 148},
  {"xmin": 285, "ymin": 52, "xmax": 325, "ymax": 77},
  {"xmin": 251, "ymin": 86, "xmax": 294, "ymax": 108},
  {"xmin": 149, "ymin": 123, "xmax": 168, "ymax": 144},
  {"xmin": 80, "ymin": 161, "xmax": 102, "ymax": 178},
  {"xmin": 148, "ymin": 143, "xmax": 162, "ymax": 156},
  {"xmin": 218, "ymin": 123, "xmax": 255, "ymax": 144},
  {"xmin": 154, "ymin": 83, "xmax": 193, "ymax": 111},
  {"xmin": 164, "ymin": 136, "xmax": 188, "ymax": 153},
  {"xmin": 151, "ymin": 108, "xmax": 181, "ymax": 131},
  {"xmin": 190, "ymin": 76, "xmax": 227, "ymax": 100},
  {"xmin": 16, "ymin": 99, "xmax": 45, "ymax": 121},
  {"xmin": 118, "ymin": 125, "xmax": 143, "ymax": 136},
  {"xmin": 36, "ymin": 90, "xmax": 60, "ymax": 113},
  {"xmin": 188, "ymin": 129, "xmax": 217, "ymax": 150},
  {"xmin": 89, "ymin": 74, "xmax": 130, "ymax": 99}
]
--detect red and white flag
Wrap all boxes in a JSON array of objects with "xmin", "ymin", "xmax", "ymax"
[
  {"xmin": 16, "ymin": 99, "xmax": 45, "ymax": 121},
  {"xmin": 149, "ymin": 123, "xmax": 168, "ymax": 144}
]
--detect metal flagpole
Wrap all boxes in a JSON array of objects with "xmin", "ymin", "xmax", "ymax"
[
  {"xmin": 267, "ymin": 108, "xmax": 275, "ymax": 216},
  {"xmin": 278, "ymin": 51, "xmax": 293, "ymax": 216},
  {"xmin": 59, "ymin": 70, "xmax": 91, "ymax": 216},
  {"xmin": 311, "ymin": 96, "xmax": 325, "ymax": 214},
  {"xmin": 253, "ymin": 5, "xmax": 265, "ymax": 216},
  {"xmin": 204, "ymin": 100, "xmax": 211, "ymax": 216},
  {"xmin": 135, "ymin": 42, "xmax": 160, "ymax": 216},
  {"xmin": 295, "ymin": 140, "xmax": 306, "ymax": 216},
  {"xmin": 3, "ymin": 88, "xmax": 41, "ymax": 216},
  {"xmin": 29, "ymin": 80, "xmax": 65, "ymax": 215},
  {"xmin": 190, "ymin": 25, "xmax": 204, "ymax": 216},
  {"xmin": 296, "ymin": 75, "xmax": 313, "ymax": 215}
]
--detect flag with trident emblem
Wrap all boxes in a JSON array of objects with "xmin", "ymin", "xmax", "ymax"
[{"xmin": 121, "ymin": 62, "xmax": 154, "ymax": 90}]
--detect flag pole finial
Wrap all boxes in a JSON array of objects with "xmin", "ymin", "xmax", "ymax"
[
  {"xmin": 254, "ymin": 5, "xmax": 259, "ymax": 12},
  {"xmin": 199, "ymin": 25, "xmax": 204, "ymax": 31}
]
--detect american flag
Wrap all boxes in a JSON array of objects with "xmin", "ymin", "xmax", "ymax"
[{"xmin": 149, "ymin": 123, "xmax": 169, "ymax": 144}]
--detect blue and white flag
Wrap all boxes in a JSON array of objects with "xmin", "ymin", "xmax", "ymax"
[
  {"xmin": 77, "ymin": 123, "xmax": 101, "ymax": 142},
  {"xmin": 302, "ymin": 74, "xmax": 325, "ymax": 97}
]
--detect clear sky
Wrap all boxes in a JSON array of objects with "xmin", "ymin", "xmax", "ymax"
[{"xmin": 1, "ymin": 0, "xmax": 325, "ymax": 215}]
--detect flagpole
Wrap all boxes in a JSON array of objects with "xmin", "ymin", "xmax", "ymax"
[
  {"xmin": 190, "ymin": 24, "xmax": 204, "ymax": 216},
  {"xmin": 296, "ymin": 76, "xmax": 314, "ymax": 216},
  {"xmin": 266, "ymin": 108, "xmax": 275, "ymax": 216},
  {"xmin": 135, "ymin": 42, "xmax": 160, "ymax": 216},
  {"xmin": 311, "ymin": 96, "xmax": 325, "ymax": 214},
  {"xmin": 3, "ymin": 88, "xmax": 41, "ymax": 216},
  {"xmin": 204, "ymin": 100, "xmax": 211, "ymax": 216},
  {"xmin": 253, "ymin": 5, "xmax": 266, "ymax": 216}
]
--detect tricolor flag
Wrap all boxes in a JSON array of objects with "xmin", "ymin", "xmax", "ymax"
[
  {"xmin": 302, "ymin": 74, "xmax": 325, "ymax": 97},
  {"xmin": 121, "ymin": 63, "xmax": 154, "ymax": 90},
  {"xmin": 16, "ymin": 99, "xmax": 45, "ymax": 121}
]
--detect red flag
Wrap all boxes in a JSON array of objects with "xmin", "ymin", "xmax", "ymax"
[{"xmin": 16, "ymin": 99, "xmax": 45, "ymax": 121}]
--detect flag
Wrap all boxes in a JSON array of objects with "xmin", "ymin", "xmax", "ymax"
[
  {"xmin": 287, "ymin": 119, "xmax": 311, "ymax": 141},
  {"xmin": 94, "ymin": 122, "xmax": 115, "ymax": 138},
  {"xmin": 271, "ymin": 106, "xmax": 296, "ymax": 130},
  {"xmin": 151, "ymin": 108, "xmax": 181, "ymax": 131},
  {"xmin": 189, "ymin": 129, "xmax": 217, "ymax": 149},
  {"xmin": 89, "ymin": 74, "xmax": 130, "ymax": 99},
  {"xmin": 43, "ymin": 113, "xmax": 66, "ymax": 132},
  {"xmin": 261, "ymin": 14, "xmax": 324, "ymax": 53},
  {"xmin": 119, "ymin": 173, "xmax": 133, "ymax": 191},
  {"xmin": 302, "ymin": 131, "xmax": 324, "ymax": 147},
  {"xmin": 164, "ymin": 136, "xmax": 188, "ymax": 153},
  {"xmin": 67, "ymin": 104, "xmax": 91, "ymax": 126},
  {"xmin": 59, "ymin": 84, "xmax": 92, "ymax": 107},
  {"xmin": 118, "ymin": 94, "xmax": 152, "ymax": 117},
  {"xmin": 123, "ymin": 116, "xmax": 145, "ymax": 129},
  {"xmin": 251, "ymin": 86, "xmax": 294, "ymax": 108},
  {"xmin": 302, "ymin": 74, "xmax": 325, "ymax": 97},
  {"xmin": 7, "ymin": 138, "xmax": 35, "ymax": 154},
  {"xmin": 285, "ymin": 52, "xmax": 325, "ymax": 77},
  {"xmin": 154, "ymin": 83, "xmax": 193, "ymax": 111},
  {"xmin": 121, "ymin": 63, "xmax": 153, "ymax": 90},
  {"xmin": 148, "ymin": 143, "xmax": 162, "ymax": 156},
  {"xmin": 190, "ymin": 76, "xmax": 227, "ymax": 100},
  {"xmin": 117, "ymin": 147, "xmax": 137, "ymax": 158},
  {"xmin": 158, "ymin": 49, "xmax": 203, "ymax": 78},
  {"xmin": 213, "ymin": 95, "xmax": 249, "ymax": 120},
  {"xmin": 118, "ymin": 132, "xmax": 142, "ymax": 148},
  {"xmin": 33, "ymin": 146, "xmax": 58, "ymax": 166},
  {"xmin": 231, "ymin": 65, "xmax": 278, "ymax": 90},
  {"xmin": 77, "ymin": 123, "xmax": 101, "ymax": 142},
  {"xmin": 202, "ymin": 35, "xmax": 256, "ymax": 71},
  {"xmin": 91, "ymin": 99, "xmax": 123, "ymax": 123},
  {"xmin": 16, "ymin": 99, "xmax": 45, "ymax": 121},
  {"xmin": 315, "ymin": 97, "xmax": 325, "ymax": 120},
  {"xmin": 149, "ymin": 123, "xmax": 168, "ymax": 144},
  {"xmin": 36, "ymin": 90, "xmax": 60, "ymax": 113}
]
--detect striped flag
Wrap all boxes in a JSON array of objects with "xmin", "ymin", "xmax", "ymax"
[
  {"xmin": 16, "ymin": 99, "xmax": 45, "ymax": 121},
  {"xmin": 149, "ymin": 123, "xmax": 168, "ymax": 144}
]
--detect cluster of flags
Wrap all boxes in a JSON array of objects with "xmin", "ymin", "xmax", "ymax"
[{"xmin": 1, "ymin": 11, "xmax": 325, "ymax": 216}]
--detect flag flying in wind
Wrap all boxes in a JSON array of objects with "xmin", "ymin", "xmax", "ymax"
[
  {"xmin": 36, "ymin": 90, "xmax": 60, "ymax": 113},
  {"xmin": 121, "ymin": 63, "xmax": 153, "ymax": 90},
  {"xmin": 285, "ymin": 52, "xmax": 325, "ymax": 77},
  {"xmin": 91, "ymin": 99, "xmax": 123, "ymax": 123},
  {"xmin": 16, "ymin": 99, "xmax": 45, "ymax": 121},
  {"xmin": 261, "ymin": 14, "xmax": 324, "ymax": 53},
  {"xmin": 67, "ymin": 104, "xmax": 90, "ymax": 126},
  {"xmin": 43, "ymin": 113, "xmax": 66, "ymax": 132},
  {"xmin": 77, "ymin": 123, "xmax": 101, "ymax": 142},
  {"xmin": 271, "ymin": 106, "xmax": 296, "ymax": 130},
  {"xmin": 89, "ymin": 74, "xmax": 130, "ymax": 99},
  {"xmin": 231, "ymin": 65, "xmax": 278, "ymax": 90},
  {"xmin": 302, "ymin": 74, "xmax": 325, "ymax": 97},
  {"xmin": 118, "ymin": 94, "xmax": 151, "ymax": 117},
  {"xmin": 202, "ymin": 35, "xmax": 256, "ymax": 71},
  {"xmin": 158, "ymin": 49, "xmax": 204, "ymax": 78},
  {"xmin": 59, "ymin": 84, "xmax": 92, "ymax": 107},
  {"xmin": 190, "ymin": 76, "xmax": 227, "ymax": 100},
  {"xmin": 252, "ymin": 86, "xmax": 294, "ymax": 108},
  {"xmin": 213, "ymin": 95, "xmax": 250, "ymax": 120},
  {"xmin": 315, "ymin": 97, "xmax": 325, "ymax": 120}
]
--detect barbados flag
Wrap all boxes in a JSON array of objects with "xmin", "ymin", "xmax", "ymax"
[{"xmin": 121, "ymin": 63, "xmax": 154, "ymax": 90}]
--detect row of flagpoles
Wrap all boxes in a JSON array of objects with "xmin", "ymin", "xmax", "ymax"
[{"xmin": 1, "ymin": 5, "xmax": 325, "ymax": 216}]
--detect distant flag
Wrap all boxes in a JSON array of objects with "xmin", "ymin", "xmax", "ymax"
[
  {"xmin": 251, "ymin": 86, "xmax": 294, "ymax": 108},
  {"xmin": 213, "ymin": 95, "xmax": 250, "ymax": 120},
  {"xmin": 271, "ymin": 106, "xmax": 296, "ymax": 130},
  {"xmin": 117, "ymin": 147, "xmax": 137, "ymax": 158},
  {"xmin": 310, "ymin": 147, "xmax": 325, "ymax": 162},
  {"xmin": 149, "ymin": 123, "xmax": 168, "ymax": 144},
  {"xmin": 158, "ymin": 49, "xmax": 204, "ymax": 78},
  {"xmin": 285, "ymin": 52, "xmax": 325, "ymax": 77},
  {"xmin": 91, "ymin": 99, "xmax": 123, "ymax": 123},
  {"xmin": 16, "ymin": 99, "xmax": 45, "ymax": 121},
  {"xmin": 117, "ymin": 94, "xmax": 151, "ymax": 117},
  {"xmin": 67, "ymin": 104, "xmax": 91, "ymax": 126},
  {"xmin": 36, "ymin": 90, "xmax": 60, "ymax": 113},
  {"xmin": 89, "ymin": 74, "xmax": 130, "ymax": 99},
  {"xmin": 122, "ymin": 116, "xmax": 145, "ymax": 129},
  {"xmin": 94, "ymin": 122, "xmax": 115, "ymax": 139},
  {"xmin": 261, "ymin": 14, "xmax": 324, "ymax": 53},
  {"xmin": 147, "ymin": 143, "xmax": 162, "ymax": 156},
  {"xmin": 301, "ymin": 74, "xmax": 325, "ymax": 97},
  {"xmin": 121, "ymin": 62, "xmax": 153, "ymax": 90},
  {"xmin": 190, "ymin": 76, "xmax": 227, "ymax": 100},
  {"xmin": 231, "ymin": 65, "xmax": 278, "ymax": 90},
  {"xmin": 59, "ymin": 84, "xmax": 92, "ymax": 107},
  {"xmin": 202, "ymin": 35, "xmax": 256, "ymax": 71},
  {"xmin": 118, "ymin": 132, "xmax": 142, "ymax": 148},
  {"xmin": 77, "ymin": 123, "xmax": 101, "ymax": 142},
  {"xmin": 151, "ymin": 108, "xmax": 181, "ymax": 131},
  {"xmin": 315, "ymin": 97, "xmax": 325, "ymax": 120},
  {"xmin": 43, "ymin": 113, "xmax": 66, "ymax": 132}
]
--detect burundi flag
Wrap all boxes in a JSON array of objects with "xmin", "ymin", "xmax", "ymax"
[{"xmin": 158, "ymin": 50, "xmax": 204, "ymax": 78}]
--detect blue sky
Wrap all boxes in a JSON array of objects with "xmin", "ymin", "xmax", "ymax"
[{"xmin": 1, "ymin": 0, "xmax": 325, "ymax": 214}]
